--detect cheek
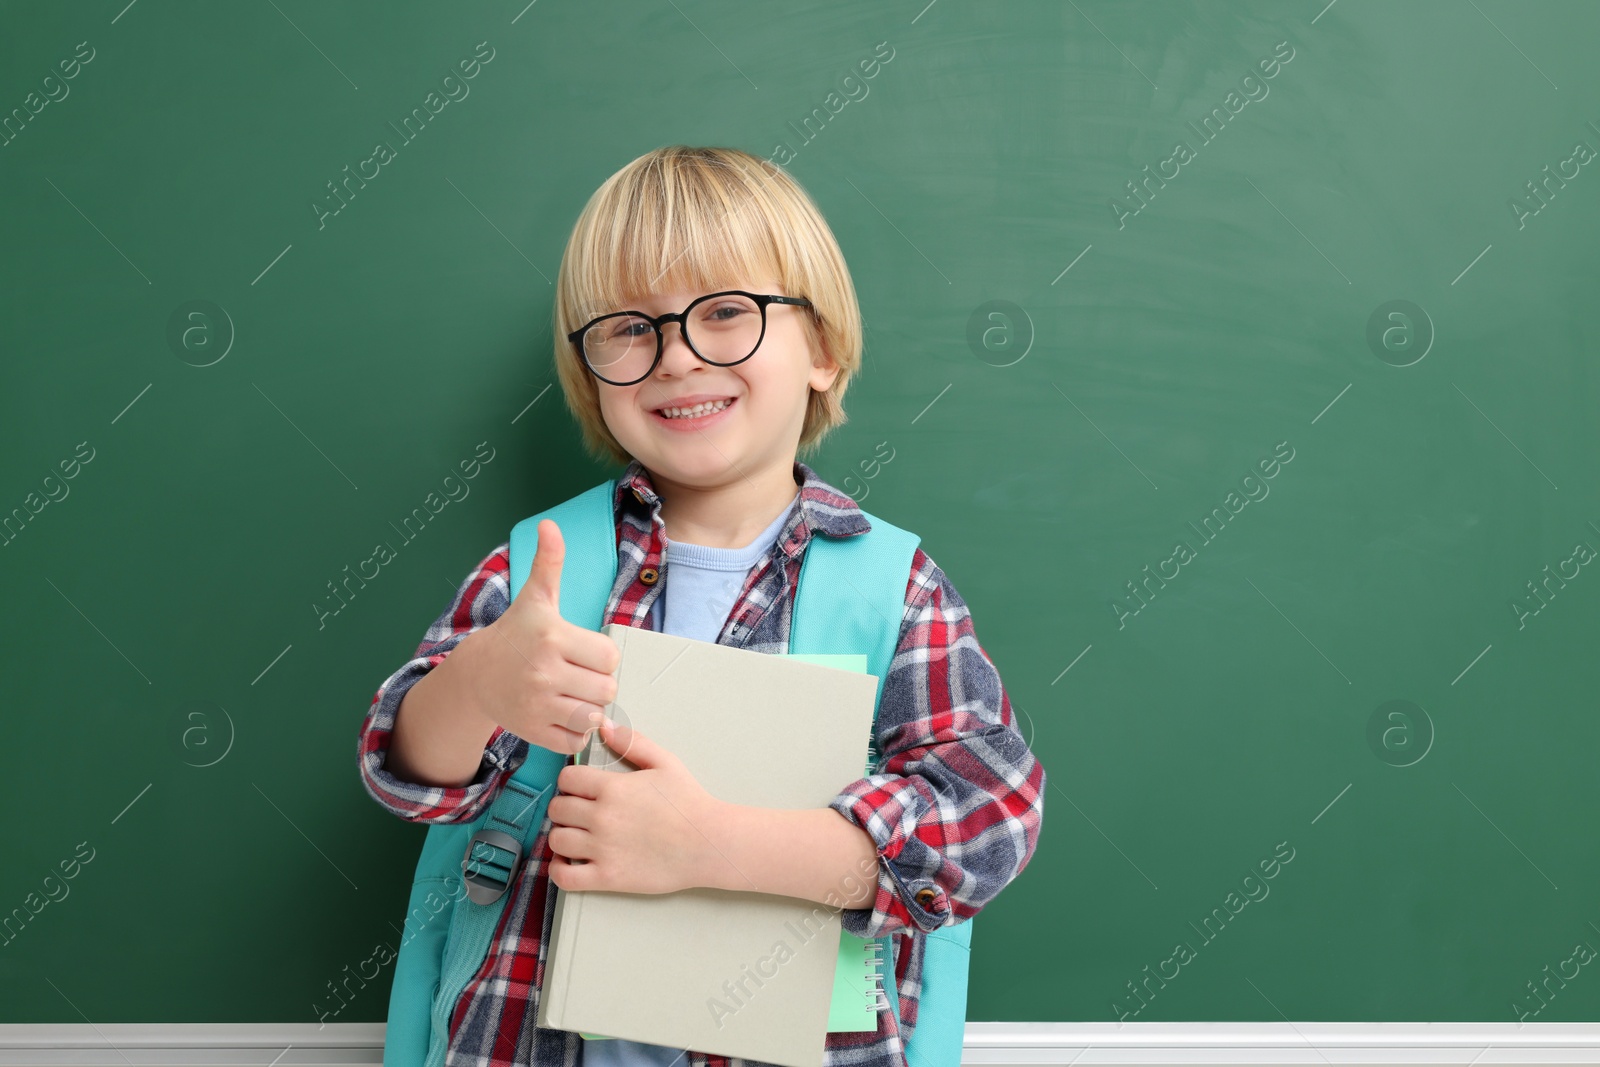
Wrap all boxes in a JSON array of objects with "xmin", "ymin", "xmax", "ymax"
[
  {"xmin": 595, "ymin": 391, "xmax": 635, "ymax": 437},
  {"xmin": 601, "ymin": 388, "xmax": 638, "ymax": 420}
]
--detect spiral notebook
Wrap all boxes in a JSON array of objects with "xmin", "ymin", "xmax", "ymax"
[
  {"xmin": 536, "ymin": 625, "xmax": 885, "ymax": 1067},
  {"xmin": 827, "ymin": 925, "xmax": 885, "ymax": 1030},
  {"xmin": 797, "ymin": 651, "xmax": 886, "ymax": 1034}
]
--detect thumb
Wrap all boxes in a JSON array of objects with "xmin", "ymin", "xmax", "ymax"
[
  {"xmin": 600, "ymin": 718, "xmax": 673, "ymax": 771},
  {"xmin": 522, "ymin": 519, "xmax": 565, "ymax": 611}
]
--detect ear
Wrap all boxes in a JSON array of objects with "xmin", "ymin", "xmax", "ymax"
[
  {"xmin": 808, "ymin": 333, "xmax": 841, "ymax": 393},
  {"xmin": 810, "ymin": 360, "xmax": 841, "ymax": 394}
]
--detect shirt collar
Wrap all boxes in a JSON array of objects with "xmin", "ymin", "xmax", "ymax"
[{"xmin": 613, "ymin": 457, "xmax": 872, "ymax": 556}]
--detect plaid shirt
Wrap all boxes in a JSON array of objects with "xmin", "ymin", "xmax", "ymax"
[{"xmin": 357, "ymin": 458, "xmax": 1046, "ymax": 1067}]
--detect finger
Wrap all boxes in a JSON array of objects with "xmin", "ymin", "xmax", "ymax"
[
  {"xmin": 599, "ymin": 719, "xmax": 665, "ymax": 769},
  {"xmin": 541, "ymin": 658, "xmax": 617, "ymax": 721},
  {"xmin": 546, "ymin": 793, "xmax": 596, "ymax": 830},
  {"xmin": 538, "ymin": 689, "xmax": 611, "ymax": 743},
  {"xmin": 548, "ymin": 826, "xmax": 597, "ymax": 861},
  {"xmin": 555, "ymin": 622, "xmax": 624, "ymax": 678},
  {"xmin": 553, "ymin": 705, "xmax": 601, "ymax": 744},
  {"xmin": 550, "ymin": 855, "xmax": 595, "ymax": 892},
  {"xmin": 538, "ymin": 718, "xmax": 594, "ymax": 756},
  {"xmin": 521, "ymin": 519, "xmax": 564, "ymax": 612},
  {"xmin": 556, "ymin": 762, "xmax": 608, "ymax": 800}
]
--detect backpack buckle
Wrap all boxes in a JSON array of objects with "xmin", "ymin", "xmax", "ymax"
[{"xmin": 462, "ymin": 829, "xmax": 522, "ymax": 905}]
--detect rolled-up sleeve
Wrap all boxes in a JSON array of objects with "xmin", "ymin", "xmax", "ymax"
[
  {"xmin": 827, "ymin": 547, "xmax": 1047, "ymax": 939},
  {"xmin": 356, "ymin": 541, "xmax": 530, "ymax": 824}
]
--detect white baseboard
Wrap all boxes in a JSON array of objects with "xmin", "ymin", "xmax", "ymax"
[
  {"xmin": 963, "ymin": 1023, "xmax": 1600, "ymax": 1064},
  {"xmin": 2, "ymin": 1023, "xmax": 1599, "ymax": 1067},
  {"xmin": 0, "ymin": 1024, "xmax": 383, "ymax": 1067}
]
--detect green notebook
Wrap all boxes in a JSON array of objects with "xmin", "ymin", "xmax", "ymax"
[
  {"xmin": 580, "ymin": 652, "xmax": 883, "ymax": 1040},
  {"xmin": 792, "ymin": 652, "xmax": 885, "ymax": 1033},
  {"xmin": 826, "ymin": 924, "xmax": 884, "ymax": 1031}
]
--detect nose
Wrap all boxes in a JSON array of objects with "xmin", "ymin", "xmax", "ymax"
[{"xmin": 654, "ymin": 319, "xmax": 700, "ymax": 375}]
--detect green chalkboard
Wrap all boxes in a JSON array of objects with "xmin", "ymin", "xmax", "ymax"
[{"xmin": 3, "ymin": 0, "xmax": 1598, "ymax": 1030}]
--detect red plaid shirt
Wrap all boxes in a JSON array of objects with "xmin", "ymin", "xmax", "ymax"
[{"xmin": 357, "ymin": 458, "xmax": 1046, "ymax": 1067}]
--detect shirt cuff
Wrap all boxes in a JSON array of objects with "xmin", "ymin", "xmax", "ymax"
[
  {"xmin": 828, "ymin": 774, "xmax": 956, "ymax": 938},
  {"xmin": 482, "ymin": 725, "xmax": 525, "ymax": 771},
  {"xmin": 358, "ymin": 658, "xmax": 529, "ymax": 825}
]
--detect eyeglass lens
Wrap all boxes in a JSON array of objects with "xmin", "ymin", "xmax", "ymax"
[{"xmin": 581, "ymin": 293, "xmax": 764, "ymax": 383}]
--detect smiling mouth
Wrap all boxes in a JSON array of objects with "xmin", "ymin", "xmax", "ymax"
[{"xmin": 653, "ymin": 397, "xmax": 736, "ymax": 421}]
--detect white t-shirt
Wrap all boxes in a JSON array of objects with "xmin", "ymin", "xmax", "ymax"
[
  {"xmin": 578, "ymin": 498, "xmax": 795, "ymax": 1066},
  {"xmin": 647, "ymin": 498, "xmax": 795, "ymax": 640}
]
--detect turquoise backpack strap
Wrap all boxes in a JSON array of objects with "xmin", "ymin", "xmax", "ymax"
[
  {"xmin": 791, "ymin": 508, "xmax": 971, "ymax": 1067},
  {"xmin": 383, "ymin": 480, "xmax": 618, "ymax": 1067},
  {"xmin": 790, "ymin": 507, "xmax": 914, "ymax": 719}
]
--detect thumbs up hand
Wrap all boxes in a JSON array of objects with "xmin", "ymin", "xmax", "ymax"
[{"xmin": 459, "ymin": 519, "xmax": 622, "ymax": 755}]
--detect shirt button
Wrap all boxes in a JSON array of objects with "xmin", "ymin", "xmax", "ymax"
[
  {"xmin": 914, "ymin": 887, "xmax": 938, "ymax": 908},
  {"xmin": 632, "ymin": 488, "xmax": 646, "ymax": 504},
  {"xmin": 639, "ymin": 566, "xmax": 659, "ymax": 585}
]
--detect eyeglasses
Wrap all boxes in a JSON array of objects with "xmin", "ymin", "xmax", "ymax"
[{"xmin": 568, "ymin": 290, "xmax": 814, "ymax": 387}]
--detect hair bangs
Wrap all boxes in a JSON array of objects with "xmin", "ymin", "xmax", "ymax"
[{"xmin": 570, "ymin": 161, "xmax": 791, "ymax": 324}]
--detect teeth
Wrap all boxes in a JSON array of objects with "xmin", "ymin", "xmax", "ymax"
[{"xmin": 660, "ymin": 398, "xmax": 732, "ymax": 419}]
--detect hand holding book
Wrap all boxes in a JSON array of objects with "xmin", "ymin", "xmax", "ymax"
[{"xmin": 547, "ymin": 718, "xmax": 728, "ymax": 896}]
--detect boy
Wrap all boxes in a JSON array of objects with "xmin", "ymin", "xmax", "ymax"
[{"xmin": 357, "ymin": 145, "xmax": 1046, "ymax": 1067}]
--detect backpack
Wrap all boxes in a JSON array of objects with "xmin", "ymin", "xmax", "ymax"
[{"xmin": 381, "ymin": 478, "xmax": 972, "ymax": 1067}]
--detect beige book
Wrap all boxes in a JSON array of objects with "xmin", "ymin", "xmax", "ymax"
[{"xmin": 534, "ymin": 623, "xmax": 881, "ymax": 1067}]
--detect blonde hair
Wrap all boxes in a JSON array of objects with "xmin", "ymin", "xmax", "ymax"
[{"xmin": 552, "ymin": 146, "xmax": 862, "ymax": 468}]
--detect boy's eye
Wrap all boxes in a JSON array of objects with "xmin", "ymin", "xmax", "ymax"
[
  {"xmin": 608, "ymin": 316, "xmax": 651, "ymax": 338},
  {"xmin": 694, "ymin": 297, "xmax": 759, "ymax": 328}
]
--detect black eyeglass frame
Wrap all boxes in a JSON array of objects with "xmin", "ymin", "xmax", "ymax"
[{"xmin": 567, "ymin": 290, "xmax": 814, "ymax": 386}]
